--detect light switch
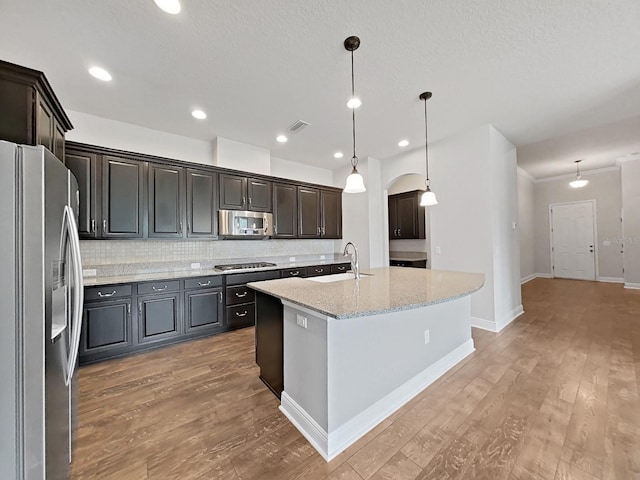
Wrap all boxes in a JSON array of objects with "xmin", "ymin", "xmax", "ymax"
[
  {"xmin": 296, "ymin": 314, "xmax": 307, "ymax": 328},
  {"xmin": 435, "ymin": 246, "xmax": 441, "ymax": 255}
]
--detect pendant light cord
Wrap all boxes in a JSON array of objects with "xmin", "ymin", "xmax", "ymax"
[
  {"xmin": 351, "ymin": 49, "xmax": 357, "ymax": 168},
  {"xmin": 424, "ymin": 97, "xmax": 429, "ymax": 184}
]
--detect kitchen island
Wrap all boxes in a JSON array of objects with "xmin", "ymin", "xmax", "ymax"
[{"xmin": 248, "ymin": 267, "xmax": 484, "ymax": 461}]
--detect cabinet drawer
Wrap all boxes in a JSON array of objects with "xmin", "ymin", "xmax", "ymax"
[
  {"xmin": 225, "ymin": 270, "xmax": 281, "ymax": 286},
  {"xmin": 85, "ymin": 284, "xmax": 132, "ymax": 302},
  {"xmin": 307, "ymin": 265, "xmax": 331, "ymax": 276},
  {"xmin": 137, "ymin": 280, "xmax": 180, "ymax": 295},
  {"xmin": 226, "ymin": 303, "xmax": 256, "ymax": 329},
  {"xmin": 184, "ymin": 276, "xmax": 223, "ymax": 290},
  {"xmin": 330, "ymin": 263, "xmax": 350, "ymax": 274},
  {"xmin": 281, "ymin": 267, "xmax": 305, "ymax": 278},
  {"xmin": 226, "ymin": 285, "xmax": 255, "ymax": 306}
]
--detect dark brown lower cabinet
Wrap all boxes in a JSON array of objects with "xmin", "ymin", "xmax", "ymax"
[
  {"xmin": 80, "ymin": 298, "xmax": 133, "ymax": 364},
  {"xmin": 184, "ymin": 288, "xmax": 224, "ymax": 333},
  {"xmin": 255, "ymin": 292, "xmax": 284, "ymax": 398},
  {"xmin": 137, "ymin": 293, "xmax": 181, "ymax": 344}
]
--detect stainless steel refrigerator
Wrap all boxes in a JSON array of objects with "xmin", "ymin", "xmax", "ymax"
[{"xmin": 0, "ymin": 141, "xmax": 84, "ymax": 480}]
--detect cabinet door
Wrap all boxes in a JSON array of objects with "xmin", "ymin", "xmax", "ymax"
[
  {"xmin": 80, "ymin": 299, "xmax": 132, "ymax": 359},
  {"xmin": 396, "ymin": 194, "xmax": 417, "ymax": 239},
  {"xmin": 219, "ymin": 174, "xmax": 247, "ymax": 210},
  {"xmin": 272, "ymin": 183, "xmax": 297, "ymax": 238},
  {"xmin": 247, "ymin": 178, "xmax": 272, "ymax": 212},
  {"xmin": 53, "ymin": 121, "xmax": 65, "ymax": 161},
  {"xmin": 148, "ymin": 164, "xmax": 185, "ymax": 238},
  {"xmin": 138, "ymin": 293, "xmax": 181, "ymax": 343},
  {"xmin": 388, "ymin": 196, "xmax": 398, "ymax": 239},
  {"xmin": 186, "ymin": 169, "xmax": 217, "ymax": 238},
  {"xmin": 65, "ymin": 151, "xmax": 99, "ymax": 238},
  {"xmin": 102, "ymin": 156, "xmax": 145, "ymax": 238},
  {"xmin": 184, "ymin": 288, "xmax": 224, "ymax": 333},
  {"xmin": 36, "ymin": 99, "xmax": 53, "ymax": 152},
  {"xmin": 297, "ymin": 187, "xmax": 321, "ymax": 238},
  {"xmin": 321, "ymin": 190, "xmax": 342, "ymax": 239}
]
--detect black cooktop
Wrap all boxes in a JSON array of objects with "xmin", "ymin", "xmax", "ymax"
[{"xmin": 214, "ymin": 262, "xmax": 277, "ymax": 271}]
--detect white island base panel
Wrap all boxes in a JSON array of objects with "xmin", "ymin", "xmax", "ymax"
[{"xmin": 278, "ymin": 296, "xmax": 475, "ymax": 461}]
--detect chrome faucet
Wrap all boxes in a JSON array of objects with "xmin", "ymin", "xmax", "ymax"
[{"xmin": 343, "ymin": 242, "xmax": 360, "ymax": 279}]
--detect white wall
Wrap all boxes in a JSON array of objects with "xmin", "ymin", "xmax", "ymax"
[
  {"xmin": 66, "ymin": 110, "xmax": 214, "ymax": 165},
  {"xmin": 621, "ymin": 159, "xmax": 640, "ymax": 287},
  {"xmin": 270, "ymin": 156, "xmax": 333, "ymax": 186},
  {"xmin": 517, "ymin": 168, "xmax": 535, "ymax": 281},
  {"xmin": 533, "ymin": 169, "xmax": 623, "ymax": 279},
  {"xmin": 213, "ymin": 136, "xmax": 270, "ymax": 175}
]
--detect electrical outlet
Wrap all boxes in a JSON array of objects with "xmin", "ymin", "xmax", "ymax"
[
  {"xmin": 435, "ymin": 246, "xmax": 441, "ymax": 255},
  {"xmin": 83, "ymin": 268, "xmax": 97, "ymax": 277},
  {"xmin": 424, "ymin": 329, "xmax": 430, "ymax": 344},
  {"xmin": 289, "ymin": 256, "xmax": 296, "ymax": 262},
  {"xmin": 296, "ymin": 314, "xmax": 307, "ymax": 328},
  {"xmin": 190, "ymin": 262, "xmax": 201, "ymax": 269},
  {"xmin": 320, "ymin": 255, "xmax": 326, "ymax": 260}
]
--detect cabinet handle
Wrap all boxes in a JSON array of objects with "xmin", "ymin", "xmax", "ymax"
[
  {"xmin": 179, "ymin": 222, "xmax": 183, "ymax": 234},
  {"xmin": 103, "ymin": 219, "xmax": 107, "ymax": 233},
  {"xmin": 248, "ymin": 197, "xmax": 252, "ymax": 207},
  {"xmin": 152, "ymin": 285, "xmax": 168, "ymax": 292},
  {"xmin": 338, "ymin": 266, "xmax": 346, "ymax": 271},
  {"xmin": 242, "ymin": 196, "xmax": 246, "ymax": 207},
  {"xmin": 315, "ymin": 268, "xmax": 323, "ymax": 273},
  {"xmin": 97, "ymin": 290, "xmax": 116, "ymax": 298},
  {"xmin": 321, "ymin": 227, "xmax": 325, "ymax": 235},
  {"xmin": 187, "ymin": 222, "xmax": 191, "ymax": 233},
  {"xmin": 91, "ymin": 219, "xmax": 96, "ymax": 233},
  {"xmin": 274, "ymin": 224, "xmax": 278, "ymax": 235},
  {"xmin": 127, "ymin": 303, "xmax": 131, "ymax": 320},
  {"xmin": 317, "ymin": 226, "xmax": 320, "ymax": 235},
  {"xmin": 235, "ymin": 310, "xmax": 248, "ymax": 317},
  {"xmin": 218, "ymin": 291, "xmax": 223, "ymax": 304},
  {"xmin": 235, "ymin": 291, "xmax": 248, "ymax": 298},
  {"xmin": 289, "ymin": 270, "xmax": 299, "ymax": 276},
  {"xmin": 198, "ymin": 281, "xmax": 211, "ymax": 287},
  {"xmin": 398, "ymin": 228, "xmax": 401, "ymax": 237},
  {"xmin": 138, "ymin": 301, "xmax": 143, "ymax": 316}
]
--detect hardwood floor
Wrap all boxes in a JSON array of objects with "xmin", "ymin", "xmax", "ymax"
[{"xmin": 70, "ymin": 279, "xmax": 640, "ymax": 479}]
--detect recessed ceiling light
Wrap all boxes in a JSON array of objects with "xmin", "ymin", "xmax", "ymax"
[
  {"xmin": 88, "ymin": 66, "xmax": 112, "ymax": 82},
  {"xmin": 347, "ymin": 97, "xmax": 362, "ymax": 109},
  {"xmin": 276, "ymin": 135, "xmax": 288, "ymax": 143},
  {"xmin": 191, "ymin": 109, "xmax": 207, "ymax": 120},
  {"xmin": 154, "ymin": 0, "xmax": 181, "ymax": 14},
  {"xmin": 398, "ymin": 139, "xmax": 409, "ymax": 147},
  {"xmin": 333, "ymin": 152, "xmax": 344, "ymax": 159}
]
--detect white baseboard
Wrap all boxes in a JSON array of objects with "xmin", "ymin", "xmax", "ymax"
[
  {"xmin": 624, "ymin": 283, "xmax": 640, "ymax": 290},
  {"xmin": 520, "ymin": 273, "xmax": 537, "ymax": 284},
  {"xmin": 496, "ymin": 305, "xmax": 524, "ymax": 331},
  {"xmin": 536, "ymin": 273, "xmax": 553, "ymax": 279},
  {"xmin": 280, "ymin": 338, "xmax": 476, "ymax": 461},
  {"xmin": 471, "ymin": 316, "xmax": 497, "ymax": 332},
  {"xmin": 598, "ymin": 277, "xmax": 624, "ymax": 283}
]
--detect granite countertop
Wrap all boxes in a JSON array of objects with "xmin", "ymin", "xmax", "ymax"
[
  {"xmin": 389, "ymin": 251, "xmax": 428, "ymax": 261},
  {"xmin": 247, "ymin": 267, "xmax": 484, "ymax": 319},
  {"xmin": 83, "ymin": 256, "xmax": 352, "ymax": 286}
]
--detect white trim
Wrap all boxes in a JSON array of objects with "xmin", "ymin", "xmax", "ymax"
[
  {"xmin": 280, "ymin": 339, "xmax": 475, "ymax": 461},
  {"xmin": 471, "ymin": 317, "xmax": 498, "ymax": 332},
  {"xmin": 535, "ymin": 166, "xmax": 620, "ymax": 183},
  {"xmin": 536, "ymin": 273, "xmax": 553, "ymax": 278},
  {"xmin": 517, "ymin": 166, "xmax": 536, "ymax": 183},
  {"xmin": 615, "ymin": 154, "xmax": 640, "ymax": 165},
  {"xmin": 624, "ymin": 283, "xmax": 640, "ymax": 290},
  {"xmin": 520, "ymin": 273, "xmax": 537, "ymax": 284},
  {"xmin": 598, "ymin": 276, "xmax": 624, "ymax": 283},
  {"xmin": 496, "ymin": 305, "xmax": 524, "ymax": 331}
]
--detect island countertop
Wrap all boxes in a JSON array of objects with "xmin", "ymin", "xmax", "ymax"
[{"xmin": 247, "ymin": 267, "xmax": 484, "ymax": 319}]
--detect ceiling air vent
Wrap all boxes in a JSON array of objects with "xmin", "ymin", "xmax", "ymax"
[{"xmin": 288, "ymin": 120, "xmax": 310, "ymax": 134}]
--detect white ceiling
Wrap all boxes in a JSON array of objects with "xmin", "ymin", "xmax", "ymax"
[{"xmin": 1, "ymin": 0, "xmax": 640, "ymax": 175}]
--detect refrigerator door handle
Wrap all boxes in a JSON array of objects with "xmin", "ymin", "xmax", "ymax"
[{"xmin": 64, "ymin": 206, "xmax": 84, "ymax": 386}]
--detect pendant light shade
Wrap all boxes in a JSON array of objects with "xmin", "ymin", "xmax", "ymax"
[
  {"xmin": 343, "ymin": 35, "xmax": 366, "ymax": 193},
  {"xmin": 569, "ymin": 160, "xmax": 589, "ymax": 188},
  {"xmin": 419, "ymin": 91, "xmax": 437, "ymax": 206}
]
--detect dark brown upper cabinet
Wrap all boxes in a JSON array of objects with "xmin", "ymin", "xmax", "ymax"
[
  {"xmin": 0, "ymin": 60, "xmax": 73, "ymax": 162},
  {"xmin": 320, "ymin": 190, "xmax": 342, "ymax": 239},
  {"xmin": 298, "ymin": 187, "xmax": 321, "ymax": 238},
  {"xmin": 272, "ymin": 183, "xmax": 297, "ymax": 238},
  {"xmin": 186, "ymin": 169, "xmax": 218, "ymax": 238},
  {"xmin": 65, "ymin": 150, "xmax": 99, "ymax": 239},
  {"xmin": 148, "ymin": 164, "xmax": 185, "ymax": 238},
  {"xmin": 102, "ymin": 156, "xmax": 145, "ymax": 238},
  {"xmin": 219, "ymin": 174, "xmax": 272, "ymax": 212},
  {"xmin": 388, "ymin": 190, "xmax": 425, "ymax": 240}
]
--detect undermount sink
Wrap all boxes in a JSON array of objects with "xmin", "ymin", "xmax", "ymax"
[{"xmin": 308, "ymin": 272, "xmax": 372, "ymax": 283}]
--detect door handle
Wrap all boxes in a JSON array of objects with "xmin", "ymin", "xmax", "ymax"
[
  {"xmin": 91, "ymin": 219, "xmax": 96, "ymax": 233},
  {"xmin": 97, "ymin": 290, "xmax": 117, "ymax": 298},
  {"xmin": 103, "ymin": 219, "xmax": 107, "ymax": 233},
  {"xmin": 218, "ymin": 291, "xmax": 223, "ymax": 304}
]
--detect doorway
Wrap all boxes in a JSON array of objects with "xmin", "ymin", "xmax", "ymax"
[{"xmin": 549, "ymin": 200, "xmax": 597, "ymax": 280}]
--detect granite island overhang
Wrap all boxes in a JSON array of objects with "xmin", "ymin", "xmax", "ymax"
[{"xmin": 248, "ymin": 267, "xmax": 485, "ymax": 461}]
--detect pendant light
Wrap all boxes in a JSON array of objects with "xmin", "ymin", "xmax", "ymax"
[
  {"xmin": 419, "ymin": 92, "xmax": 437, "ymax": 206},
  {"xmin": 343, "ymin": 36, "xmax": 366, "ymax": 193},
  {"xmin": 569, "ymin": 160, "xmax": 589, "ymax": 188}
]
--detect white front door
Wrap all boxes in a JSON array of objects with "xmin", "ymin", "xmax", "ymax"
[{"xmin": 550, "ymin": 202, "xmax": 596, "ymax": 280}]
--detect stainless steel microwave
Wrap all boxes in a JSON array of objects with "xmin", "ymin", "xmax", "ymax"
[{"xmin": 218, "ymin": 210, "xmax": 273, "ymax": 238}]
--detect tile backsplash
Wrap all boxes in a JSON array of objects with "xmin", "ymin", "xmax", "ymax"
[{"xmin": 80, "ymin": 239, "xmax": 337, "ymax": 266}]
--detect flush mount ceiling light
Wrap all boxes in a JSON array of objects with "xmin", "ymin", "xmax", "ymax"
[
  {"xmin": 191, "ymin": 109, "xmax": 207, "ymax": 120},
  {"xmin": 343, "ymin": 35, "xmax": 366, "ymax": 193},
  {"xmin": 419, "ymin": 92, "xmax": 438, "ymax": 206},
  {"xmin": 398, "ymin": 139, "xmax": 409, "ymax": 147},
  {"xmin": 276, "ymin": 135, "xmax": 288, "ymax": 143},
  {"xmin": 154, "ymin": 0, "xmax": 181, "ymax": 14},
  {"xmin": 88, "ymin": 66, "xmax": 112, "ymax": 82},
  {"xmin": 333, "ymin": 152, "xmax": 344, "ymax": 159},
  {"xmin": 569, "ymin": 160, "xmax": 589, "ymax": 188}
]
